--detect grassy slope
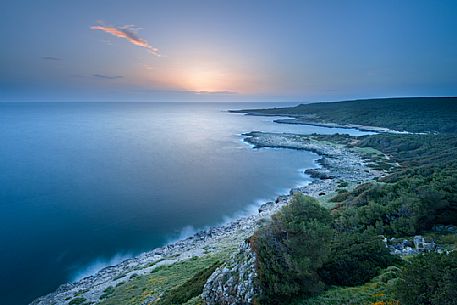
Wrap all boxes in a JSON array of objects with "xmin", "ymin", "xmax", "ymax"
[{"xmin": 97, "ymin": 255, "xmax": 223, "ymax": 305}]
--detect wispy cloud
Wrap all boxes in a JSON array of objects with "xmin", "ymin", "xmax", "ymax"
[
  {"xmin": 91, "ymin": 23, "xmax": 160, "ymax": 56},
  {"xmin": 92, "ymin": 74, "xmax": 123, "ymax": 80},
  {"xmin": 41, "ymin": 56, "xmax": 62, "ymax": 61}
]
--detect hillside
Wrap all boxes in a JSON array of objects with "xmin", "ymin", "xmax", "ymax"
[
  {"xmin": 232, "ymin": 97, "xmax": 457, "ymax": 134},
  {"xmin": 239, "ymin": 98, "xmax": 457, "ymax": 305}
]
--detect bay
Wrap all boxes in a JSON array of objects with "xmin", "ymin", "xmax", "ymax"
[{"xmin": 0, "ymin": 102, "xmax": 371, "ymax": 304}]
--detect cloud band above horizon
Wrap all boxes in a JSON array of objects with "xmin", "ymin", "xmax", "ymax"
[{"xmin": 91, "ymin": 23, "xmax": 160, "ymax": 56}]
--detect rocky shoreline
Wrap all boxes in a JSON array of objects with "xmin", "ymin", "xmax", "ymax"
[
  {"xmin": 242, "ymin": 131, "xmax": 384, "ymax": 197},
  {"xmin": 31, "ymin": 131, "xmax": 385, "ymax": 305}
]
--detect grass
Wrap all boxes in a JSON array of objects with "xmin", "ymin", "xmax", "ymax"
[
  {"xmin": 319, "ymin": 180, "xmax": 362, "ymax": 209},
  {"xmin": 351, "ymin": 146, "xmax": 384, "ymax": 157},
  {"xmin": 98, "ymin": 254, "xmax": 227, "ymax": 305},
  {"xmin": 350, "ymin": 147, "xmax": 397, "ymax": 172},
  {"xmin": 318, "ymin": 193, "xmax": 340, "ymax": 209},
  {"xmin": 155, "ymin": 260, "xmax": 221, "ymax": 305}
]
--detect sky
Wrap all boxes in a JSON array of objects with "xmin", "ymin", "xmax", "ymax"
[{"xmin": 1, "ymin": 0, "xmax": 457, "ymax": 102}]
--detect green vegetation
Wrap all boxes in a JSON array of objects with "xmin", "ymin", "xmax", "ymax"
[
  {"xmin": 334, "ymin": 168, "xmax": 457, "ymax": 235},
  {"xmin": 337, "ymin": 180, "xmax": 348, "ymax": 188},
  {"xmin": 155, "ymin": 260, "xmax": 220, "ymax": 305},
  {"xmin": 99, "ymin": 286, "xmax": 115, "ymax": 300},
  {"xmin": 98, "ymin": 254, "xmax": 225, "ymax": 305},
  {"xmin": 68, "ymin": 297, "xmax": 86, "ymax": 305},
  {"xmin": 333, "ymin": 134, "xmax": 457, "ymax": 236},
  {"xmin": 329, "ymin": 191, "xmax": 350, "ymax": 203},
  {"xmin": 234, "ymin": 97, "xmax": 457, "ymax": 133},
  {"xmin": 182, "ymin": 296, "xmax": 205, "ymax": 305},
  {"xmin": 249, "ymin": 99, "xmax": 457, "ymax": 304},
  {"xmin": 294, "ymin": 267, "xmax": 401, "ymax": 305},
  {"xmin": 319, "ymin": 229, "xmax": 398, "ymax": 287},
  {"xmin": 308, "ymin": 134, "xmax": 456, "ymax": 303},
  {"xmin": 252, "ymin": 194, "xmax": 334, "ymax": 304},
  {"xmin": 252, "ymin": 194, "xmax": 397, "ymax": 304},
  {"xmin": 356, "ymin": 133, "xmax": 457, "ymax": 169},
  {"xmin": 394, "ymin": 252, "xmax": 457, "ymax": 305}
]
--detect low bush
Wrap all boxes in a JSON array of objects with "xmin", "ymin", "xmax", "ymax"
[
  {"xmin": 319, "ymin": 230, "xmax": 399, "ymax": 286},
  {"xmin": 394, "ymin": 252, "xmax": 457, "ymax": 305},
  {"xmin": 68, "ymin": 297, "xmax": 86, "ymax": 305}
]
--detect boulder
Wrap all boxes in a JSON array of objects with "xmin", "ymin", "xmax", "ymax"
[{"xmin": 258, "ymin": 202, "xmax": 275, "ymax": 213}]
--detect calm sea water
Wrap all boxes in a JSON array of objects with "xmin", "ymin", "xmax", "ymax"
[{"xmin": 0, "ymin": 102, "xmax": 371, "ymax": 304}]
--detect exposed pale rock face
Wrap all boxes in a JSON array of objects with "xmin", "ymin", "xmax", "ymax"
[
  {"xmin": 258, "ymin": 201, "xmax": 275, "ymax": 213},
  {"xmin": 202, "ymin": 241, "xmax": 257, "ymax": 305}
]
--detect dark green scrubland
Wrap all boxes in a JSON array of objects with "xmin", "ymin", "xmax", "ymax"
[
  {"xmin": 233, "ymin": 97, "xmax": 457, "ymax": 134},
  {"xmin": 248, "ymin": 98, "xmax": 457, "ymax": 305},
  {"xmin": 252, "ymin": 195, "xmax": 397, "ymax": 305},
  {"xmin": 333, "ymin": 133, "xmax": 457, "ymax": 236}
]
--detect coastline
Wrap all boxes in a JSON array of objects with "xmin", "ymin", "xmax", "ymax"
[
  {"xmin": 229, "ymin": 110, "xmax": 422, "ymax": 134},
  {"xmin": 31, "ymin": 130, "xmax": 385, "ymax": 305}
]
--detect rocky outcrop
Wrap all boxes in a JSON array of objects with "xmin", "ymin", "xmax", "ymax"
[
  {"xmin": 258, "ymin": 201, "xmax": 275, "ymax": 213},
  {"xmin": 243, "ymin": 131, "xmax": 384, "ymax": 184},
  {"xmin": 304, "ymin": 168, "xmax": 334, "ymax": 180},
  {"xmin": 202, "ymin": 241, "xmax": 257, "ymax": 305},
  {"xmin": 385, "ymin": 235, "xmax": 452, "ymax": 256}
]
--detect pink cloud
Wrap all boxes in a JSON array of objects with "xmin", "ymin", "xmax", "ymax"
[{"xmin": 91, "ymin": 23, "xmax": 160, "ymax": 56}]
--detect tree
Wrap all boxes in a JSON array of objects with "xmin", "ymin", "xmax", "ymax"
[{"xmin": 252, "ymin": 194, "xmax": 334, "ymax": 304}]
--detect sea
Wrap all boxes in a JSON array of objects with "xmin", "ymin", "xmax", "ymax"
[{"xmin": 0, "ymin": 102, "xmax": 372, "ymax": 304}]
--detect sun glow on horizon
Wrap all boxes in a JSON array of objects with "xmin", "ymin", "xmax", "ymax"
[
  {"xmin": 135, "ymin": 60, "xmax": 244, "ymax": 94},
  {"xmin": 181, "ymin": 66, "xmax": 229, "ymax": 92}
]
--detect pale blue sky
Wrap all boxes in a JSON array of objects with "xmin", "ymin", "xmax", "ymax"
[{"xmin": 1, "ymin": 0, "xmax": 456, "ymax": 101}]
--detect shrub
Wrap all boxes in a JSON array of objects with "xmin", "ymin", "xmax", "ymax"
[
  {"xmin": 319, "ymin": 229, "xmax": 398, "ymax": 286},
  {"xmin": 99, "ymin": 286, "xmax": 115, "ymax": 299},
  {"xmin": 68, "ymin": 297, "xmax": 86, "ymax": 305},
  {"xmin": 329, "ymin": 192, "xmax": 350, "ymax": 203},
  {"xmin": 252, "ymin": 194, "xmax": 334, "ymax": 304},
  {"xmin": 394, "ymin": 252, "xmax": 457, "ymax": 305},
  {"xmin": 338, "ymin": 181, "xmax": 349, "ymax": 188}
]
